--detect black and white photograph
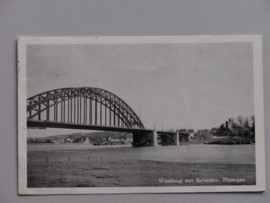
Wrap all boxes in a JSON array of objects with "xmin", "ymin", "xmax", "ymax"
[{"xmin": 17, "ymin": 36, "xmax": 265, "ymax": 194}]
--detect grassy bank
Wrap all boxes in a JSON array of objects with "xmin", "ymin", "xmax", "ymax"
[{"xmin": 27, "ymin": 159, "xmax": 255, "ymax": 187}]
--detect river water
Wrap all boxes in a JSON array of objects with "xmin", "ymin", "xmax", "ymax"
[{"xmin": 28, "ymin": 144, "xmax": 255, "ymax": 165}]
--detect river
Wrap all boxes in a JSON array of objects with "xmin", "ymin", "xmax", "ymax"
[{"xmin": 27, "ymin": 143, "xmax": 255, "ymax": 165}]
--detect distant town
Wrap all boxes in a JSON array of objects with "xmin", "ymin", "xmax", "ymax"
[{"xmin": 27, "ymin": 131, "xmax": 133, "ymax": 145}]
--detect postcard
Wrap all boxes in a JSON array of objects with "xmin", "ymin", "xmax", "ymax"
[{"xmin": 17, "ymin": 35, "xmax": 265, "ymax": 194}]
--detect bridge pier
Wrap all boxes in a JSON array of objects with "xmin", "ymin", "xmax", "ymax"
[
  {"xmin": 149, "ymin": 130, "xmax": 158, "ymax": 147},
  {"xmin": 173, "ymin": 132, "xmax": 180, "ymax": 146},
  {"xmin": 186, "ymin": 134, "xmax": 191, "ymax": 142}
]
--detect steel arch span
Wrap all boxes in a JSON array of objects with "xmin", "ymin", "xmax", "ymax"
[{"xmin": 27, "ymin": 87, "xmax": 145, "ymax": 129}]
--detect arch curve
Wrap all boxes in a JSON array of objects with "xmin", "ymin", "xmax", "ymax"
[{"xmin": 27, "ymin": 87, "xmax": 145, "ymax": 129}]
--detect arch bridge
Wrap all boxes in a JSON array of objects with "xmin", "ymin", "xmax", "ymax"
[{"xmin": 27, "ymin": 87, "xmax": 184, "ymax": 146}]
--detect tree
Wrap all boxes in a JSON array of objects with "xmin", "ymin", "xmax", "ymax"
[
  {"xmin": 220, "ymin": 123, "xmax": 226, "ymax": 132},
  {"xmin": 250, "ymin": 115, "xmax": 255, "ymax": 134},
  {"xmin": 250, "ymin": 115, "xmax": 255, "ymax": 126},
  {"xmin": 237, "ymin": 116, "xmax": 245, "ymax": 126},
  {"xmin": 244, "ymin": 117, "xmax": 250, "ymax": 128}
]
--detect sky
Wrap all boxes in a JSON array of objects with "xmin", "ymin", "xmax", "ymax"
[{"xmin": 26, "ymin": 42, "xmax": 254, "ymax": 137}]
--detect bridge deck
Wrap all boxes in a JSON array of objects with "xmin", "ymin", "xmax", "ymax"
[{"xmin": 27, "ymin": 120, "xmax": 175, "ymax": 135}]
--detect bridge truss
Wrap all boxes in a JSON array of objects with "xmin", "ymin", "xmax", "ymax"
[{"xmin": 27, "ymin": 87, "xmax": 145, "ymax": 129}]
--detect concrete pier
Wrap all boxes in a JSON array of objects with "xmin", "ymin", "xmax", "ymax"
[
  {"xmin": 186, "ymin": 134, "xmax": 191, "ymax": 142},
  {"xmin": 173, "ymin": 132, "xmax": 180, "ymax": 146},
  {"xmin": 150, "ymin": 130, "xmax": 158, "ymax": 147}
]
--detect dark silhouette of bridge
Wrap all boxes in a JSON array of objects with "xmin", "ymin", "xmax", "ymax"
[{"xmin": 27, "ymin": 87, "xmax": 188, "ymax": 146}]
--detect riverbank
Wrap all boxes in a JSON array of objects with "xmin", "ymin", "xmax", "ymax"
[
  {"xmin": 27, "ymin": 159, "xmax": 255, "ymax": 187},
  {"xmin": 190, "ymin": 135, "xmax": 254, "ymax": 145},
  {"xmin": 27, "ymin": 144, "xmax": 255, "ymax": 187}
]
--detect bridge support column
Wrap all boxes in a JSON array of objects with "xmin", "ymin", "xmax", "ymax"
[
  {"xmin": 150, "ymin": 130, "xmax": 158, "ymax": 147},
  {"xmin": 173, "ymin": 132, "xmax": 180, "ymax": 146},
  {"xmin": 186, "ymin": 134, "xmax": 191, "ymax": 142}
]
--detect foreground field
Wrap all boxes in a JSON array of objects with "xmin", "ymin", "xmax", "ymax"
[
  {"xmin": 28, "ymin": 144, "xmax": 256, "ymax": 187},
  {"xmin": 27, "ymin": 144, "xmax": 256, "ymax": 187},
  {"xmin": 28, "ymin": 159, "xmax": 255, "ymax": 187}
]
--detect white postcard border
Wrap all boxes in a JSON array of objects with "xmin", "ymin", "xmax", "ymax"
[{"xmin": 17, "ymin": 35, "xmax": 265, "ymax": 195}]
